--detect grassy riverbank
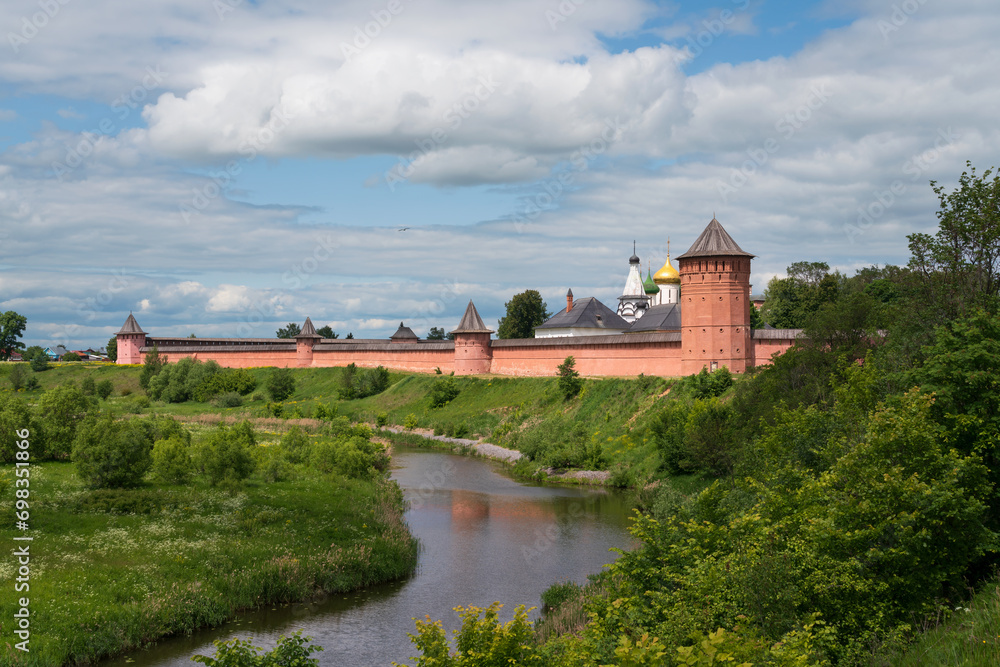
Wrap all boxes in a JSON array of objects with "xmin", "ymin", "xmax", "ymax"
[{"xmin": 0, "ymin": 460, "xmax": 415, "ymax": 666}]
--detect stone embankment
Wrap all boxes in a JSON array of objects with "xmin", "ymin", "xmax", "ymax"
[{"xmin": 381, "ymin": 427, "xmax": 611, "ymax": 483}]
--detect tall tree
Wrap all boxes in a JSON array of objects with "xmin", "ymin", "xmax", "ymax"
[
  {"xmin": 316, "ymin": 325, "xmax": 338, "ymax": 339},
  {"xmin": 106, "ymin": 336, "xmax": 118, "ymax": 362},
  {"xmin": 276, "ymin": 322, "xmax": 301, "ymax": 338},
  {"xmin": 0, "ymin": 311, "xmax": 27, "ymax": 361},
  {"xmin": 427, "ymin": 327, "xmax": 447, "ymax": 340},
  {"xmin": 908, "ymin": 162, "xmax": 1000, "ymax": 318},
  {"xmin": 497, "ymin": 290, "xmax": 551, "ymax": 339}
]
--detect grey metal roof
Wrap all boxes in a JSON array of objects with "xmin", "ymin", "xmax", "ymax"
[
  {"xmin": 626, "ymin": 303, "xmax": 681, "ymax": 333},
  {"xmin": 493, "ymin": 331, "xmax": 680, "ymax": 347},
  {"xmin": 451, "ymin": 300, "xmax": 493, "ymax": 334},
  {"xmin": 116, "ymin": 313, "xmax": 146, "ymax": 335},
  {"xmin": 390, "ymin": 322, "xmax": 419, "ymax": 341},
  {"xmin": 677, "ymin": 218, "xmax": 755, "ymax": 259},
  {"xmin": 535, "ymin": 297, "xmax": 629, "ymax": 332},
  {"xmin": 295, "ymin": 317, "xmax": 322, "ymax": 338}
]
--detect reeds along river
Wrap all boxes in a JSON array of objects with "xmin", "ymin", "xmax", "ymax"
[{"xmin": 104, "ymin": 448, "xmax": 636, "ymax": 667}]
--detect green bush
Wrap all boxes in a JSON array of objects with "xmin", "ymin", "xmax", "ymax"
[
  {"xmin": 279, "ymin": 426, "xmax": 312, "ymax": 464},
  {"xmin": 266, "ymin": 367, "xmax": 296, "ymax": 401},
  {"xmin": 196, "ymin": 422, "xmax": 258, "ymax": 485},
  {"xmin": 212, "ymin": 391, "xmax": 243, "ymax": 408},
  {"xmin": 138, "ymin": 345, "xmax": 164, "ymax": 389},
  {"xmin": 151, "ymin": 436, "xmax": 193, "ymax": 484},
  {"xmin": 36, "ymin": 384, "xmax": 98, "ymax": 459},
  {"xmin": 557, "ymin": 356, "xmax": 583, "ymax": 399},
  {"xmin": 375, "ymin": 412, "xmax": 388, "ymax": 427},
  {"xmin": 80, "ymin": 376, "xmax": 96, "ymax": 395},
  {"xmin": 30, "ymin": 354, "xmax": 49, "ymax": 372},
  {"xmin": 404, "ymin": 413, "xmax": 419, "ymax": 430},
  {"xmin": 311, "ymin": 434, "xmax": 387, "ymax": 479},
  {"xmin": 8, "ymin": 363, "xmax": 30, "ymax": 391},
  {"xmin": 338, "ymin": 363, "xmax": 391, "ymax": 399},
  {"xmin": 95, "ymin": 379, "xmax": 114, "ymax": 400},
  {"xmin": 72, "ymin": 414, "xmax": 154, "ymax": 488},
  {"xmin": 194, "ymin": 368, "xmax": 257, "ymax": 401},
  {"xmin": 397, "ymin": 602, "xmax": 542, "ymax": 666},
  {"xmin": 148, "ymin": 358, "xmax": 222, "ymax": 403},
  {"xmin": 193, "ymin": 631, "xmax": 322, "ymax": 667},
  {"xmin": 0, "ymin": 394, "xmax": 35, "ymax": 462},
  {"xmin": 429, "ymin": 376, "xmax": 460, "ymax": 408}
]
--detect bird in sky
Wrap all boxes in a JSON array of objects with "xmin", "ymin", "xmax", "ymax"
[{"xmin": 398, "ymin": 226, "xmax": 410, "ymax": 231}]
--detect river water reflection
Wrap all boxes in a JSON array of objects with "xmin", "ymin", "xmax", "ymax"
[{"xmin": 106, "ymin": 448, "xmax": 635, "ymax": 667}]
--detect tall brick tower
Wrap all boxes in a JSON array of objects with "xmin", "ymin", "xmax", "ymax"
[
  {"xmin": 295, "ymin": 317, "xmax": 321, "ymax": 368},
  {"xmin": 115, "ymin": 313, "xmax": 147, "ymax": 364},
  {"xmin": 451, "ymin": 300, "xmax": 493, "ymax": 375},
  {"xmin": 678, "ymin": 218, "xmax": 754, "ymax": 375}
]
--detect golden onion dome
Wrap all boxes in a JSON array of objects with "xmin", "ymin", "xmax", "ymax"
[{"xmin": 653, "ymin": 254, "xmax": 680, "ymax": 284}]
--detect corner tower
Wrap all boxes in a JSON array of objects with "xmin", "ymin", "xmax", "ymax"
[
  {"xmin": 678, "ymin": 218, "xmax": 754, "ymax": 375},
  {"xmin": 115, "ymin": 313, "xmax": 147, "ymax": 365},
  {"xmin": 295, "ymin": 317, "xmax": 322, "ymax": 367},
  {"xmin": 451, "ymin": 300, "xmax": 493, "ymax": 375}
]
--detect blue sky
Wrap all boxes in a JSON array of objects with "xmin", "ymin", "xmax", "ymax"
[{"xmin": 1, "ymin": 0, "xmax": 998, "ymax": 348}]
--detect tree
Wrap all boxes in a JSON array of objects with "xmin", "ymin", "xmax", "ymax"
[
  {"xmin": 345, "ymin": 332, "xmax": 354, "ymax": 339},
  {"xmin": 497, "ymin": 290, "xmax": 551, "ymax": 339},
  {"xmin": 8, "ymin": 364, "xmax": 29, "ymax": 391},
  {"xmin": 316, "ymin": 325, "xmax": 338, "ymax": 339},
  {"xmin": 72, "ymin": 414, "xmax": 154, "ymax": 488},
  {"xmin": 152, "ymin": 436, "xmax": 193, "ymax": 484},
  {"xmin": 139, "ymin": 345, "xmax": 165, "ymax": 389},
  {"xmin": 427, "ymin": 327, "xmax": 446, "ymax": 340},
  {"xmin": 266, "ymin": 367, "xmax": 296, "ymax": 401},
  {"xmin": 30, "ymin": 353, "xmax": 49, "ymax": 372},
  {"xmin": 61, "ymin": 351, "xmax": 81, "ymax": 361},
  {"xmin": 908, "ymin": 162, "xmax": 1000, "ymax": 318},
  {"xmin": 276, "ymin": 322, "xmax": 301, "ymax": 338},
  {"xmin": 36, "ymin": 385, "xmax": 98, "ymax": 459},
  {"xmin": 557, "ymin": 356, "xmax": 582, "ymax": 398},
  {"xmin": 196, "ymin": 421, "xmax": 258, "ymax": 485},
  {"xmin": 23, "ymin": 345, "xmax": 45, "ymax": 362},
  {"xmin": 106, "ymin": 336, "xmax": 117, "ymax": 362},
  {"xmin": 760, "ymin": 263, "xmax": 839, "ymax": 329},
  {"xmin": 0, "ymin": 311, "xmax": 27, "ymax": 360}
]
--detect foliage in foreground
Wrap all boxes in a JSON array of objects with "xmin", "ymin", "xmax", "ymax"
[{"xmin": 192, "ymin": 631, "xmax": 322, "ymax": 667}]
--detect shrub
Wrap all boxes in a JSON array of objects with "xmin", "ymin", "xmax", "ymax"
[
  {"xmin": 279, "ymin": 426, "xmax": 312, "ymax": 464},
  {"xmin": 194, "ymin": 368, "xmax": 257, "ymax": 401},
  {"xmin": 265, "ymin": 402, "xmax": 285, "ymax": 418},
  {"xmin": 72, "ymin": 414, "xmax": 154, "ymax": 488},
  {"xmin": 314, "ymin": 403, "xmax": 335, "ymax": 420},
  {"xmin": 30, "ymin": 354, "xmax": 49, "ymax": 372},
  {"xmin": 95, "ymin": 379, "xmax": 114, "ymax": 400},
  {"xmin": 212, "ymin": 391, "xmax": 243, "ymax": 408},
  {"xmin": 36, "ymin": 385, "xmax": 98, "ymax": 459},
  {"xmin": 557, "ymin": 356, "xmax": 583, "ymax": 399},
  {"xmin": 266, "ymin": 367, "xmax": 296, "ymax": 401},
  {"xmin": 376, "ymin": 412, "xmax": 389, "ymax": 427},
  {"xmin": 192, "ymin": 631, "xmax": 322, "ymax": 667},
  {"xmin": 138, "ymin": 345, "xmax": 164, "ymax": 389},
  {"xmin": 148, "ymin": 358, "xmax": 222, "ymax": 403},
  {"xmin": 61, "ymin": 352, "xmax": 81, "ymax": 362},
  {"xmin": 401, "ymin": 603, "xmax": 542, "ymax": 666},
  {"xmin": 80, "ymin": 376, "xmax": 96, "ymax": 395},
  {"xmin": 0, "ymin": 394, "xmax": 34, "ymax": 462},
  {"xmin": 8, "ymin": 363, "xmax": 29, "ymax": 391},
  {"xmin": 151, "ymin": 436, "xmax": 193, "ymax": 484},
  {"xmin": 196, "ymin": 422, "xmax": 258, "ymax": 485},
  {"xmin": 339, "ymin": 364, "xmax": 391, "ymax": 399},
  {"xmin": 311, "ymin": 435, "xmax": 387, "ymax": 479},
  {"xmin": 429, "ymin": 376, "xmax": 460, "ymax": 408}
]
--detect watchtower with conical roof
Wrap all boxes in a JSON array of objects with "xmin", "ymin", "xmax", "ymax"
[
  {"xmin": 295, "ymin": 317, "xmax": 322, "ymax": 367},
  {"xmin": 678, "ymin": 217, "xmax": 754, "ymax": 374},
  {"xmin": 451, "ymin": 301, "xmax": 494, "ymax": 375},
  {"xmin": 116, "ymin": 313, "xmax": 147, "ymax": 364}
]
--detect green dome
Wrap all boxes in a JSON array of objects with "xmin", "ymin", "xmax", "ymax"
[{"xmin": 643, "ymin": 269, "xmax": 660, "ymax": 295}]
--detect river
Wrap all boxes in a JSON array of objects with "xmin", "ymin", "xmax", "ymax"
[{"xmin": 104, "ymin": 447, "xmax": 635, "ymax": 666}]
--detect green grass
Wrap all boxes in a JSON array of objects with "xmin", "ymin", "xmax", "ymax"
[
  {"xmin": 869, "ymin": 580, "xmax": 1000, "ymax": 666},
  {"xmin": 0, "ymin": 461, "xmax": 416, "ymax": 666}
]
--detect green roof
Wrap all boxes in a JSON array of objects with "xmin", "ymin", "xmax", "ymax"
[{"xmin": 643, "ymin": 269, "xmax": 660, "ymax": 294}]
